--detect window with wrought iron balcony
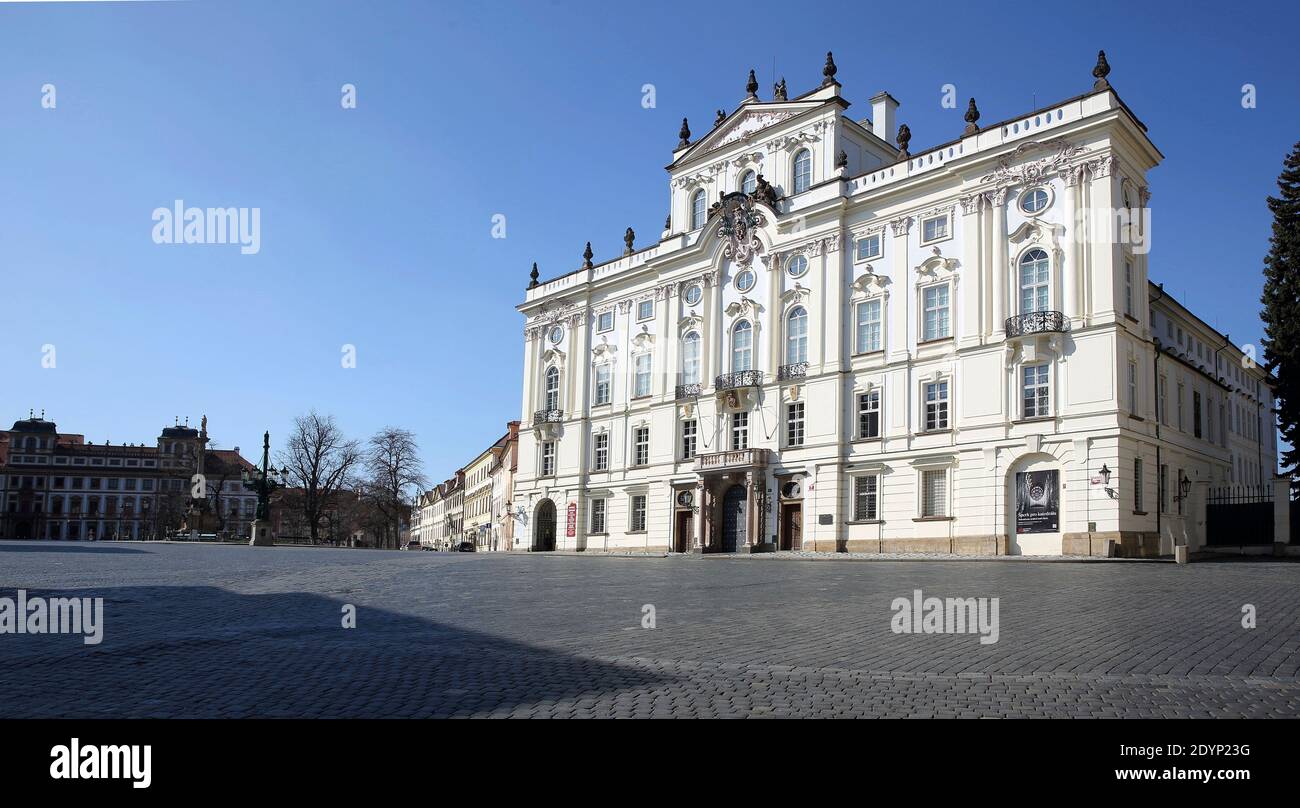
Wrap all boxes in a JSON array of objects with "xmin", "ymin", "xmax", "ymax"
[
  {"xmin": 777, "ymin": 362, "xmax": 808, "ymax": 381},
  {"xmin": 1004, "ymin": 311, "xmax": 1067, "ymax": 337},
  {"xmin": 674, "ymin": 382, "xmax": 702, "ymax": 400},
  {"xmin": 532, "ymin": 409, "xmax": 563, "ymax": 426},
  {"xmin": 715, "ymin": 370, "xmax": 763, "ymax": 391},
  {"xmin": 1005, "ymin": 249, "xmax": 1066, "ymax": 337}
]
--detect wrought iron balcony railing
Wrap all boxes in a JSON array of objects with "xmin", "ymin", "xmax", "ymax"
[
  {"xmin": 1005, "ymin": 310, "xmax": 1066, "ymax": 337},
  {"xmin": 675, "ymin": 382, "xmax": 702, "ymax": 400},
  {"xmin": 714, "ymin": 370, "xmax": 763, "ymax": 391},
  {"xmin": 532, "ymin": 409, "xmax": 563, "ymax": 426},
  {"xmin": 777, "ymin": 362, "xmax": 808, "ymax": 381}
]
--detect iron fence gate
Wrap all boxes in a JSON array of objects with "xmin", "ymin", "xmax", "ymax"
[{"xmin": 1205, "ymin": 486, "xmax": 1275, "ymax": 546}]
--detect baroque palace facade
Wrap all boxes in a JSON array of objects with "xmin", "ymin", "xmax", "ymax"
[
  {"xmin": 0, "ymin": 413, "xmax": 258, "ymax": 541},
  {"xmin": 512, "ymin": 52, "xmax": 1280, "ymax": 557}
]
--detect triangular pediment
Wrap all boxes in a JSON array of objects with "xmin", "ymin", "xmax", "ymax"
[{"xmin": 672, "ymin": 100, "xmax": 829, "ymax": 166}]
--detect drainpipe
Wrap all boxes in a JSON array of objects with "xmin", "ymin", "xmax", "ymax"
[{"xmin": 1151, "ymin": 284, "xmax": 1163, "ymax": 545}]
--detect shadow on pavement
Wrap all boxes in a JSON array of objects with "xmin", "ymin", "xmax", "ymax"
[
  {"xmin": 0, "ymin": 541, "xmax": 150, "ymax": 555},
  {"xmin": 0, "ymin": 584, "xmax": 676, "ymax": 718}
]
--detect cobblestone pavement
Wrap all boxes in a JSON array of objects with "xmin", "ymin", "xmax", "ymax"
[{"xmin": 2, "ymin": 541, "xmax": 1297, "ymax": 718}]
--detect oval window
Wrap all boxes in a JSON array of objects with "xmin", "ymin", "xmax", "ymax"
[
  {"xmin": 1020, "ymin": 187, "xmax": 1050, "ymax": 214},
  {"xmin": 786, "ymin": 254, "xmax": 808, "ymax": 278},
  {"xmin": 735, "ymin": 270, "xmax": 755, "ymax": 292}
]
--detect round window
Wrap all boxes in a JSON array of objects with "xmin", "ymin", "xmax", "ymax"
[
  {"xmin": 548, "ymin": 326, "xmax": 564, "ymax": 344},
  {"xmin": 684, "ymin": 284, "xmax": 702, "ymax": 306},
  {"xmin": 735, "ymin": 270, "xmax": 755, "ymax": 292},
  {"xmin": 1020, "ymin": 187, "xmax": 1049, "ymax": 214},
  {"xmin": 786, "ymin": 254, "xmax": 808, "ymax": 278}
]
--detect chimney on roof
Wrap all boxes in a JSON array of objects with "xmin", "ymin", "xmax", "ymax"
[{"xmin": 870, "ymin": 92, "xmax": 899, "ymax": 147}]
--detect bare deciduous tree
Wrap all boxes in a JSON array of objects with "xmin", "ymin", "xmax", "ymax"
[
  {"xmin": 279, "ymin": 411, "xmax": 363, "ymax": 545},
  {"xmin": 365, "ymin": 427, "xmax": 426, "ymax": 549}
]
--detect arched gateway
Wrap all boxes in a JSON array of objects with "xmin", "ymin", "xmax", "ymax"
[{"xmin": 533, "ymin": 500, "xmax": 557, "ymax": 551}]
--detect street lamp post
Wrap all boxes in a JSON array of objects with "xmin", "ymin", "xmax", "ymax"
[{"xmin": 242, "ymin": 431, "xmax": 288, "ymax": 547}]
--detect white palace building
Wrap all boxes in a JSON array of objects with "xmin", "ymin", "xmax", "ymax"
[{"xmin": 511, "ymin": 52, "xmax": 1282, "ymax": 557}]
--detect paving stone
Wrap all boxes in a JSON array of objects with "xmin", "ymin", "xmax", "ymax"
[{"xmin": 0, "ymin": 541, "xmax": 1297, "ymax": 718}]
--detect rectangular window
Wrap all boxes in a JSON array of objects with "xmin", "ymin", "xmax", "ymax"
[
  {"xmin": 632, "ymin": 427, "xmax": 649, "ymax": 467},
  {"xmin": 786, "ymin": 402, "xmax": 805, "ymax": 447},
  {"xmin": 1158, "ymin": 376, "xmax": 1168, "ymax": 425},
  {"xmin": 1022, "ymin": 364, "xmax": 1050, "ymax": 418},
  {"xmin": 1177, "ymin": 382, "xmax": 1186, "ymax": 431},
  {"xmin": 921, "ymin": 284, "xmax": 951, "ymax": 341},
  {"xmin": 855, "ymin": 299, "xmax": 882, "ymax": 354},
  {"xmin": 596, "ymin": 311, "xmax": 614, "ymax": 333},
  {"xmin": 593, "ymin": 433, "xmax": 608, "ymax": 471},
  {"xmin": 541, "ymin": 441, "xmax": 555, "ymax": 476},
  {"xmin": 921, "ymin": 214, "xmax": 949, "ymax": 244},
  {"xmin": 1124, "ymin": 261, "xmax": 1134, "ymax": 317},
  {"xmin": 921, "ymin": 469, "xmax": 947, "ymax": 517},
  {"xmin": 634, "ymin": 354, "xmax": 652, "ymax": 398},
  {"xmin": 637, "ymin": 300, "xmax": 654, "ymax": 321},
  {"xmin": 857, "ymin": 390, "xmax": 881, "ymax": 439},
  {"xmin": 731, "ymin": 412, "xmax": 749, "ymax": 451},
  {"xmin": 1128, "ymin": 362, "xmax": 1139, "ymax": 416},
  {"xmin": 1134, "ymin": 457, "xmax": 1144, "ymax": 512},
  {"xmin": 594, "ymin": 364, "xmax": 611, "ymax": 405},
  {"xmin": 630, "ymin": 494, "xmax": 647, "ymax": 532},
  {"xmin": 855, "ymin": 233, "xmax": 881, "ymax": 261},
  {"xmin": 853, "ymin": 475, "xmax": 879, "ymax": 521},
  {"xmin": 924, "ymin": 381, "xmax": 949, "ymax": 431},
  {"xmin": 681, "ymin": 419, "xmax": 697, "ymax": 460},
  {"xmin": 1193, "ymin": 391, "xmax": 1203, "ymax": 438},
  {"xmin": 1159, "ymin": 464, "xmax": 1168, "ymax": 514},
  {"xmin": 590, "ymin": 498, "xmax": 606, "ymax": 534},
  {"xmin": 1176, "ymin": 467, "xmax": 1185, "ymax": 515}
]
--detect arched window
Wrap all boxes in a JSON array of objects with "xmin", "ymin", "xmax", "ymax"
[
  {"xmin": 681, "ymin": 331, "xmax": 701, "ymax": 385},
  {"xmin": 792, "ymin": 149, "xmax": 812, "ymax": 194},
  {"xmin": 785, "ymin": 307, "xmax": 808, "ymax": 365},
  {"xmin": 732, "ymin": 320, "xmax": 753, "ymax": 372},
  {"xmin": 690, "ymin": 189, "xmax": 707, "ymax": 230},
  {"xmin": 544, "ymin": 366, "xmax": 560, "ymax": 411},
  {"xmin": 740, "ymin": 170, "xmax": 756, "ymax": 195},
  {"xmin": 1018, "ymin": 249, "xmax": 1051, "ymax": 314}
]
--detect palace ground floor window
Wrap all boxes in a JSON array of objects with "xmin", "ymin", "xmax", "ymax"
[
  {"xmin": 921, "ymin": 469, "xmax": 948, "ymax": 517},
  {"xmin": 853, "ymin": 474, "xmax": 878, "ymax": 520}
]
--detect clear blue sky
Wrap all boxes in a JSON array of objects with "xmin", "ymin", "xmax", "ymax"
[{"xmin": 1, "ymin": 0, "xmax": 1295, "ymax": 476}]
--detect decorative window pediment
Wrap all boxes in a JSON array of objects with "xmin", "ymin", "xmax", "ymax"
[
  {"xmin": 725, "ymin": 297, "xmax": 763, "ymax": 319},
  {"xmin": 631, "ymin": 327, "xmax": 656, "ymax": 351},
  {"xmin": 1008, "ymin": 219, "xmax": 1066, "ymax": 251},
  {"xmin": 541, "ymin": 347, "xmax": 566, "ymax": 368},
  {"xmin": 678, "ymin": 313, "xmax": 704, "ymax": 334},
  {"xmin": 914, "ymin": 248, "xmax": 960, "ymax": 283},
  {"xmin": 852, "ymin": 271, "xmax": 890, "ymax": 298},
  {"xmin": 591, "ymin": 336, "xmax": 617, "ymax": 360},
  {"xmin": 780, "ymin": 283, "xmax": 811, "ymax": 307}
]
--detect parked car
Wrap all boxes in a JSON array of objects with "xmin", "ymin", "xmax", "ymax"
[
  {"xmin": 402, "ymin": 541, "xmax": 422, "ymax": 550},
  {"xmin": 455, "ymin": 541, "xmax": 477, "ymax": 552}
]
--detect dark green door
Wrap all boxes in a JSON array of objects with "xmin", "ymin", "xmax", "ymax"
[{"xmin": 721, "ymin": 485, "xmax": 747, "ymax": 552}]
